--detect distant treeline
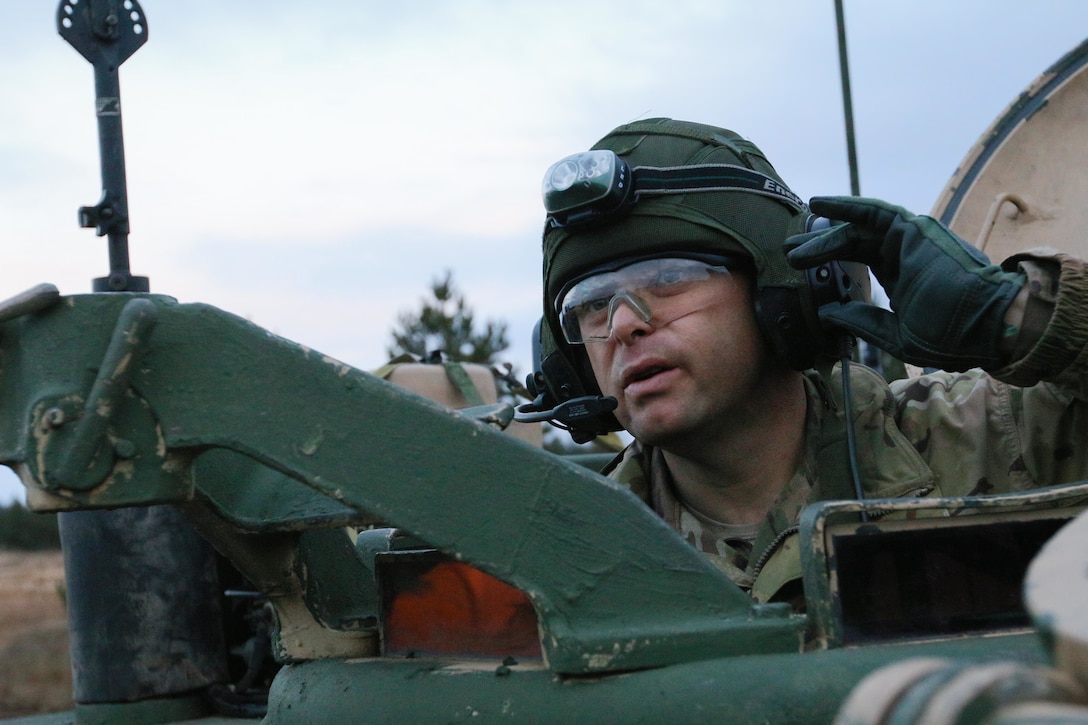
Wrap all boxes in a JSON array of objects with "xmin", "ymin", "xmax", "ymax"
[{"xmin": 0, "ymin": 501, "xmax": 61, "ymax": 550}]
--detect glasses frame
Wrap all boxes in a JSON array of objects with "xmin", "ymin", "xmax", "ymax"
[{"xmin": 556, "ymin": 255, "xmax": 745, "ymax": 345}]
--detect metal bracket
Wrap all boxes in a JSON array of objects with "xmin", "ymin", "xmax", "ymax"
[
  {"xmin": 58, "ymin": 0, "xmax": 147, "ymax": 68},
  {"xmin": 57, "ymin": 0, "xmax": 150, "ymax": 292},
  {"xmin": 975, "ymin": 192, "xmax": 1030, "ymax": 253},
  {"xmin": 39, "ymin": 298, "xmax": 158, "ymax": 491}
]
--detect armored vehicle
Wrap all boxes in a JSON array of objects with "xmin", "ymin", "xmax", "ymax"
[{"xmin": 5, "ymin": 3, "xmax": 1088, "ymax": 723}]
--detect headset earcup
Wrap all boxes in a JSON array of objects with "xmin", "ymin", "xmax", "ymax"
[
  {"xmin": 754, "ymin": 260, "xmax": 872, "ymax": 370},
  {"xmin": 754, "ymin": 285, "xmax": 820, "ymax": 371},
  {"xmin": 751, "ymin": 212, "xmax": 823, "ymax": 370}
]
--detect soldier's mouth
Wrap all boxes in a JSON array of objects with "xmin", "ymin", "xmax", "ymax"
[{"xmin": 622, "ymin": 365, "xmax": 673, "ymax": 390}]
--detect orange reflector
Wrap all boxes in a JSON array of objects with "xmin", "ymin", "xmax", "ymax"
[{"xmin": 378, "ymin": 550, "xmax": 541, "ymax": 659}]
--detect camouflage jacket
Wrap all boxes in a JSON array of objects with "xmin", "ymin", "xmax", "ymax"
[{"xmin": 604, "ymin": 250, "xmax": 1088, "ymax": 606}]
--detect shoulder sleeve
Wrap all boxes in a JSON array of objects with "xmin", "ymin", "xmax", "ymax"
[{"xmin": 892, "ymin": 370, "xmax": 1029, "ymax": 495}]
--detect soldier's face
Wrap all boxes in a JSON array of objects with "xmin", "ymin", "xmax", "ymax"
[{"xmin": 583, "ymin": 269, "xmax": 776, "ymax": 449}]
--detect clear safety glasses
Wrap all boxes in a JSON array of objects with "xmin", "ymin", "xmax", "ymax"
[{"xmin": 557, "ymin": 257, "xmax": 735, "ymax": 344}]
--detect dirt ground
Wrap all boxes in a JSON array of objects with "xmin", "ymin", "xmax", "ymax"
[{"xmin": 0, "ymin": 551, "xmax": 72, "ymax": 718}]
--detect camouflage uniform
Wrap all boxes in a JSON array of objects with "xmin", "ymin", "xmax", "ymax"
[{"xmin": 604, "ymin": 251, "xmax": 1088, "ymax": 607}]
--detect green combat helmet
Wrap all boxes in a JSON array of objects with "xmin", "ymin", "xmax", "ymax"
[{"xmin": 524, "ymin": 118, "xmax": 869, "ymax": 441}]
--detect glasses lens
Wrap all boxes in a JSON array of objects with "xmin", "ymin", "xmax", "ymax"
[{"xmin": 558, "ymin": 258, "xmax": 731, "ymax": 344}]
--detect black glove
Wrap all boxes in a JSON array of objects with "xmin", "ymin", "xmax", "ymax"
[{"xmin": 785, "ymin": 196, "xmax": 1025, "ymax": 371}]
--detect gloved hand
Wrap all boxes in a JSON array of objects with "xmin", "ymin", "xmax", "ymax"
[{"xmin": 785, "ymin": 195, "xmax": 1025, "ymax": 371}]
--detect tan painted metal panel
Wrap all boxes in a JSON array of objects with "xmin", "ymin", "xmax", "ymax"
[{"xmin": 932, "ymin": 39, "xmax": 1088, "ymax": 262}]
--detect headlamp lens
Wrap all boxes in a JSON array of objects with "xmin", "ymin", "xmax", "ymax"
[
  {"xmin": 558, "ymin": 258, "xmax": 733, "ymax": 344},
  {"xmin": 547, "ymin": 159, "xmax": 582, "ymax": 192},
  {"xmin": 542, "ymin": 150, "xmax": 630, "ymax": 224}
]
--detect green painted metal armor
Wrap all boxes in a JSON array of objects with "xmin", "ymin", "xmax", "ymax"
[
  {"xmin": 6, "ymin": 258, "xmax": 1088, "ymax": 725},
  {"xmin": 8, "ymin": 3, "xmax": 1088, "ymax": 724}
]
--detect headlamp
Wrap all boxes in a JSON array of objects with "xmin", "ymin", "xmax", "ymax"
[
  {"xmin": 542, "ymin": 149, "xmax": 805, "ymax": 228},
  {"xmin": 542, "ymin": 150, "xmax": 632, "ymax": 226}
]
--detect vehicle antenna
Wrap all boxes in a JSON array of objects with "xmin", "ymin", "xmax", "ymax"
[
  {"xmin": 57, "ymin": 0, "xmax": 150, "ymax": 292},
  {"xmin": 834, "ymin": 0, "xmax": 861, "ymax": 196}
]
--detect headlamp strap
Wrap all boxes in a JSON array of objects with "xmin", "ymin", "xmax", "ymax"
[{"xmin": 632, "ymin": 164, "xmax": 805, "ymax": 213}]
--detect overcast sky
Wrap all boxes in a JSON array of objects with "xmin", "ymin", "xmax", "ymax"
[{"xmin": 1, "ymin": 1, "xmax": 1087, "ymax": 503}]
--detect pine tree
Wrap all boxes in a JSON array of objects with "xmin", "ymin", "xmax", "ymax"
[{"xmin": 387, "ymin": 271, "xmax": 510, "ymax": 364}]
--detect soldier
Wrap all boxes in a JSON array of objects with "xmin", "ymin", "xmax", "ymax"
[{"xmin": 530, "ymin": 118, "xmax": 1088, "ymax": 608}]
